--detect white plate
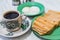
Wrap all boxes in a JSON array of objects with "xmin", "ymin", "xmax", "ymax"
[{"xmin": 0, "ymin": 16, "xmax": 31, "ymax": 37}]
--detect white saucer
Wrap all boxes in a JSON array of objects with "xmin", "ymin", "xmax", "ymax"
[{"xmin": 0, "ymin": 16, "xmax": 31, "ymax": 37}]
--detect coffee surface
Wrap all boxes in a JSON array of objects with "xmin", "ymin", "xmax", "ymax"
[{"xmin": 4, "ymin": 11, "xmax": 19, "ymax": 19}]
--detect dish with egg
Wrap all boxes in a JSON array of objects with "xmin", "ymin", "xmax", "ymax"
[{"xmin": 17, "ymin": 2, "xmax": 44, "ymax": 16}]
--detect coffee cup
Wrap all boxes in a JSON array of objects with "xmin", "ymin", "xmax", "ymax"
[{"xmin": 0, "ymin": 10, "xmax": 22, "ymax": 32}]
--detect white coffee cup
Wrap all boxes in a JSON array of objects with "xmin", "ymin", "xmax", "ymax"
[{"xmin": 0, "ymin": 10, "xmax": 22, "ymax": 32}]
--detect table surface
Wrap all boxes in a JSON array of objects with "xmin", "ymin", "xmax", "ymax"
[{"xmin": 0, "ymin": 0, "xmax": 60, "ymax": 40}]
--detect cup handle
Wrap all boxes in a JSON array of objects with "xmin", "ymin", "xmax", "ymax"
[
  {"xmin": 21, "ymin": 14, "xmax": 27, "ymax": 20},
  {"xmin": 21, "ymin": 14, "xmax": 28, "ymax": 26}
]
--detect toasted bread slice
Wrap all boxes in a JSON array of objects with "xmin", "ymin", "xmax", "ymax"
[
  {"xmin": 32, "ymin": 16, "xmax": 57, "ymax": 35},
  {"xmin": 32, "ymin": 26, "xmax": 45, "ymax": 35},
  {"xmin": 32, "ymin": 28, "xmax": 43, "ymax": 35},
  {"xmin": 42, "ymin": 10, "xmax": 60, "ymax": 25},
  {"xmin": 38, "ymin": 16, "xmax": 57, "ymax": 25},
  {"xmin": 33, "ymin": 20, "xmax": 49, "ymax": 31},
  {"xmin": 36, "ymin": 17, "xmax": 55, "ymax": 28},
  {"xmin": 47, "ymin": 10, "xmax": 60, "ymax": 15},
  {"xmin": 46, "ymin": 10, "xmax": 60, "ymax": 19},
  {"xmin": 43, "ymin": 14, "xmax": 59, "ymax": 25}
]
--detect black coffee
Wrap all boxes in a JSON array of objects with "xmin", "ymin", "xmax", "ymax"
[{"xmin": 4, "ymin": 11, "xmax": 19, "ymax": 19}]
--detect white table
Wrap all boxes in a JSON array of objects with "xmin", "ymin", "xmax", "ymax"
[{"xmin": 0, "ymin": 0, "xmax": 60, "ymax": 40}]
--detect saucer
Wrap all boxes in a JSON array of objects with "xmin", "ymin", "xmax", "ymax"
[{"xmin": 0, "ymin": 16, "xmax": 31, "ymax": 37}]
